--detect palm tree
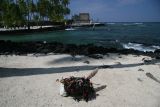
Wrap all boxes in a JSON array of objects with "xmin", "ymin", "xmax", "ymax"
[
  {"xmin": 18, "ymin": 0, "xmax": 28, "ymax": 27},
  {"xmin": 0, "ymin": 0, "xmax": 5, "ymax": 26},
  {"xmin": 37, "ymin": 0, "xmax": 50, "ymax": 27},
  {"xmin": 33, "ymin": 0, "xmax": 40, "ymax": 26},
  {"xmin": 3, "ymin": 0, "xmax": 13, "ymax": 28},
  {"xmin": 47, "ymin": 0, "xmax": 70, "ymax": 22},
  {"xmin": 62, "ymin": 0, "xmax": 70, "ymax": 19},
  {"xmin": 25, "ymin": 0, "xmax": 31, "ymax": 29},
  {"xmin": 0, "ymin": 0, "xmax": 71, "ymax": 29}
]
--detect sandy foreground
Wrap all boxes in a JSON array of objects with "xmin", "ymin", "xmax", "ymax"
[{"xmin": 0, "ymin": 53, "xmax": 160, "ymax": 107}]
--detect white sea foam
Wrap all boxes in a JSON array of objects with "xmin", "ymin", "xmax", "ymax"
[
  {"xmin": 123, "ymin": 23, "xmax": 132, "ymax": 26},
  {"xmin": 122, "ymin": 42, "xmax": 160, "ymax": 52},
  {"xmin": 123, "ymin": 23, "xmax": 143, "ymax": 26},
  {"xmin": 65, "ymin": 28, "xmax": 76, "ymax": 31},
  {"xmin": 134, "ymin": 23, "xmax": 143, "ymax": 25}
]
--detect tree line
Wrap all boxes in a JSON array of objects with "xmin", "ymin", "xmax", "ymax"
[{"xmin": 0, "ymin": 0, "xmax": 70, "ymax": 29}]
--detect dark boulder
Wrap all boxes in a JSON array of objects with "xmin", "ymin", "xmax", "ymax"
[{"xmin": 88, "ymin": 54, "xmax": 103, "ymax": 59}]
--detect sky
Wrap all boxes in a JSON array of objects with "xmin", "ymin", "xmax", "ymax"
[{"xmin": 69, "ymin": 0, "xmax": 160, "ymax": 22}]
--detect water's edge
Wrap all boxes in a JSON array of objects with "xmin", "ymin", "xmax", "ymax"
[{"xmin": 0, "ymin": 40, "xmax": 159, "ymax": 59}]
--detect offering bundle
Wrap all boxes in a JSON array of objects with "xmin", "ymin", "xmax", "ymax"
[{"xmin": 59, "ymin": 68, "xmax": 98, "ymax": 102}]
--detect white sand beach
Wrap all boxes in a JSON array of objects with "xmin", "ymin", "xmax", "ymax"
[{"xmin": 0, "ymin": 53, "xmax": 160, "ymax": 107}]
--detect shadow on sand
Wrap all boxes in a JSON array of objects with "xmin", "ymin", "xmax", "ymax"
[
  {"xmin": 146, "ymin": 73, "xmax": 160, "ymax": 84},
  {"xmin": 0, "ymin": 59, "xmax": 159, "ymax": 78}
]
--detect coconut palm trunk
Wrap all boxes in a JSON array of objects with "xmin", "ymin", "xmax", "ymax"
[{"xmin": 26, "ymin": 0, "xmax": 30, "ymax": 30}]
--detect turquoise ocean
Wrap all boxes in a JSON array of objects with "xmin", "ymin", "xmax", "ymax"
[{"xmin": 0, "ymin": 22, "xmax": 160, "ymax": 52}]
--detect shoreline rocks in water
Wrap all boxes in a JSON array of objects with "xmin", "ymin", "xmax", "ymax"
[{"xmin": 0, "ymin": 40, "xmax": 159, "ymax": 58}]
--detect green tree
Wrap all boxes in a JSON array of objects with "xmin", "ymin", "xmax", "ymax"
[
  {"xmin": 0, "ymin": 0, "xmax": 71, "ymax": 29},
  {"xmin": 18, "ymin": 0, "xmax": 28, "ymax": 26},
  {"xmin": 3, "ymin": 0, "xmax": 13, "ymax": 28},
  {"xmin": 0, "ymin": 0, "xmax": 5, "ymax": 25},
  {"xmin": 48, "ymin": 0, "xmax": 70, "ymax": 22},
  {"xmin": 37, "ymin": 0, "xmax": 49, "ymax": 21}
]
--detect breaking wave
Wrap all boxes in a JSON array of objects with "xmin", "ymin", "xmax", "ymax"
[
  {"xmin": 122, "ymin": 42, "xmax": 160, "ymax": 52},
  {"xmin": 122, "ymin": 22, "xmax": 144, "ymax": 26},
  {"xmin": 134, "ymin": 23, "xmax": 143, "ymax": 25}
]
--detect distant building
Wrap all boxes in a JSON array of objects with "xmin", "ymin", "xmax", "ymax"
[
  {"xmin": 79, "ymin": 13, "xmax": 90, "ymax": 23},
  {"xmin": 71, "ymin": 12, "xmax": 104, "ymax": 27},
  {"xmin": 72, "ymin": 13, "xmax": 91, "ymax": 24}
]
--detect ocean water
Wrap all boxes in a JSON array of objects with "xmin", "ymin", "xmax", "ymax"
[{"xmin": 0, "ymin": 22, "xmax": 160, "ymax": 52}]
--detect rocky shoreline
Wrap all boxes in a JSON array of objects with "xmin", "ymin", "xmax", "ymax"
[{"xmin": 0, "ymin": 40, "xmax": 159, "ymax": 58}]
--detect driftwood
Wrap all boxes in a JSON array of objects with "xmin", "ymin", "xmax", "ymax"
[{"xmin": 86, "ymin": 68, "xmax": 98, "ymax": 79}]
